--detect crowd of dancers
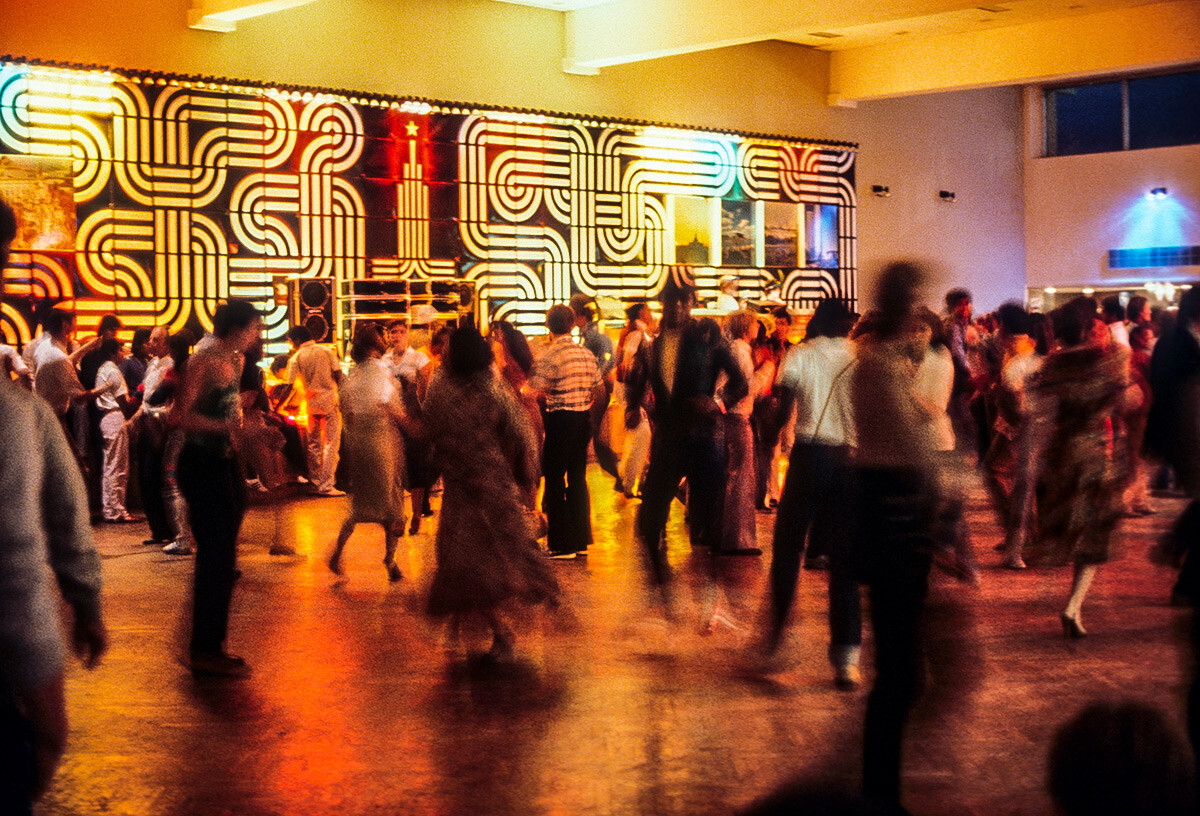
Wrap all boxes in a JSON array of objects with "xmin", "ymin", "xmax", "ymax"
[{"xmin": 5, "ymin": 180, "xmax": 1200, "ymax": 814}]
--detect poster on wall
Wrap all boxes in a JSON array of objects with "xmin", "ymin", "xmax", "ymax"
[
  {"xmin": 721, "ymin": 199, "xmax": 755, "ymax": 267},
  {"xmin": 0, "ymin": 155, "xmax": 76, "ymax": 251},
  {"xmin": 674, "ymin": 195, "xmax": 712, "ymax": 265},
  {"xmin": 805, "ymin": 203, "xmax": 839, "ymax": 269},
  {"xmin": 763, "ymin": 202, "xmax": 799, "ymax": 268}
]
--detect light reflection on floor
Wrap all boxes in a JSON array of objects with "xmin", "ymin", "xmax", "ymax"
[{"xmin": 39, "ymin": 468, "xmax": 1194, "ymax": 816}]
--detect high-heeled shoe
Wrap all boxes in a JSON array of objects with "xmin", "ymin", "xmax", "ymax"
[{"xmin": 1060, "ymin": 613, "xmax": 1087, "ymax": 639}]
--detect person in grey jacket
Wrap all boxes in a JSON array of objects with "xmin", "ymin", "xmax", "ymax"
[{"xmin": 0, "ymin": 197, "xmax": 108, "ymax": 814}]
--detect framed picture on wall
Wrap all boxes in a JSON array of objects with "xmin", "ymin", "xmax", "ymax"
[
  {"xmin": 763, "ymin": 201, "xmax": 799, "ymax": 268},
  {"xmin": 673, "ymin": 195, "xmax": 712, "ymax": 265},
  {"xmin": 0, "ymin": 155, "xmax": 77, "ymax": 251},
  {"xmin": 721, "ymin": 199, "xmax": 755, "ymax": 267},
  {"xmin": 804, "ymin": 203, "xmax": 839, "ymax": 269}
]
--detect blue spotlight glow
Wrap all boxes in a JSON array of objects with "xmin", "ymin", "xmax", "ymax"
[{"xmin": 1120, "ymin": 191, "xmax": 1194, "ymax": 251}]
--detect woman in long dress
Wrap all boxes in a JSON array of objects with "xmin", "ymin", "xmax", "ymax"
[
  {"xmin": 1025, "ymin": 298, "xmax": 1129, "ymax": 636},
  {"xmin": 425, "ymin": 327, "xmax": 559, "ymax": 658},
  {"xmin": 328, "ymin": 326, "xmax": 411, "ymax": 582}
]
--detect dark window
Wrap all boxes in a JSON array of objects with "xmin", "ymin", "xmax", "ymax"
[
  {"xmin": 1048, "ymin": 82, "xmax": 1123, "ymax": 156},
  {"xmin": 1129, "ymin": 70, "xmax": 1200, "ymax": 150}
]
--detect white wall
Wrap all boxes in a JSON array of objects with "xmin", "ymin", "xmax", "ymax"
[
  {"xmin": 850, "ymin": 88, "xmax": 1027, "ymax": 313},
  {"xmin": 5, "ymin": 0, "xmax": 1029, "ymax": 311},
  {"xmin": 1025, "ymin": 147, "xmax": 1200, "ymax": 290}
]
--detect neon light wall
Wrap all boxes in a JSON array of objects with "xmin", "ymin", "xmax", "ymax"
[{"xmin": 0, "ymin": 62, "xmax": 857, "ymax": 349}]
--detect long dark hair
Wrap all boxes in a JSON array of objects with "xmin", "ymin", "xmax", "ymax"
[
  {"xmin": 447, "ymin": 327, "xmax": 494, "ymax": 378},
  {"xmin": 489, "ymin": 319, "xmax": 533, "ymax": 376}
]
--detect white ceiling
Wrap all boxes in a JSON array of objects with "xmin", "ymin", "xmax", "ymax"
[
  {"xmin": 776, "ymin": 0, "xmax": 1160, "ymax": 51},
  {"xmin": 554, "ymin": 0, "xmax": 1200, "ymax": 100}
]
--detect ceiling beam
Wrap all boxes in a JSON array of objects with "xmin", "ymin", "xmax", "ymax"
[
  {"xmin": 188, "ymin": 0, "xmax": 320, "ymax": 32},
  {"xmin": 563, "ymin": 0, "xmax": 993, "ymax": 73},
  {"xmin": 827, "ymin": 0, "xmax": 1200, "ymax": 101}
]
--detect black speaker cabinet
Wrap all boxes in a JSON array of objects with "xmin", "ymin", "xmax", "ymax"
[{"xmin": 288, "ymin": 278, "xmax": 334, "ymax": 343}]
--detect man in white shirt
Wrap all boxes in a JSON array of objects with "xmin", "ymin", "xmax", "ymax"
[
  {"xmin": 383, "ymin": 318, "xmax": 430, "ymax": 390},
  {"xmin": 1, "ymin": 341, "xmax": 30, "ymax": 388},
  {"xmin": 715, "ymin": 275, "xmax": 741, "ymax": 314},
  {"xmin": 284, "ymin": 326, "xmax": 344, "ymax": 496},
  {"xmin": 93, "ymin": 338, "xmax": 139, "ymax": 522},
  {"xmin": 761, "ymin": 297, "xmax": 861, "ymax": 688}
]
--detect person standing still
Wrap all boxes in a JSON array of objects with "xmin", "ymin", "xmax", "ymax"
[
  {"xmin": 284, "ymin": 326, "xmax": 344, "ymax": 496},
  {"xmin": 529, "ymin": 304, "xmax": 602, "ymax": 558},
  {"xmin": 569, "ymin": 294, "xmax": 620, "ymax": 483}
]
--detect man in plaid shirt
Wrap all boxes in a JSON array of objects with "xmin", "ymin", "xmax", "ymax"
[{"xmin": 529, "ymin": 304, "xmax": 603, "ymax": 558}]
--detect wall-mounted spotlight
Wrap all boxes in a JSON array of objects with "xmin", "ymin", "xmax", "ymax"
[
  {"xmin": 1146, "ymin": 187, "xmax": 1169, "ymax": 201},
  {"xmin": 938, "ymin": 190, "xmax": 956, "ymax": 203},
  {"xmin": 871, "ymin": 184, "xmax": 890, "ymax": 197}
]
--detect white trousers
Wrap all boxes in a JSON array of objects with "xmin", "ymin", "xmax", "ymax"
[
  {"xmin": 164, "ymin": 429, "xmax": 195, "ymax": 548},
  {"xmin": 305, "ymin": 406, "xmax": 342, "ymax": 492},
  {"xmin": 619, "ymin": 407, "xmax": 651, "ymax": 492},
  {"xmin": 100, "ymin": 410, "xmax": 130, "ymax": 519}
]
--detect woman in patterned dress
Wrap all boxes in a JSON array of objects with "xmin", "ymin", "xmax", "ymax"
[
  {"xmin": 1025, "ymin": 298, "xmax": 1130, "ymax": 636},
  {"xmin": 424, "ymin": 327, "xmax": 559, "ymax": 658}
]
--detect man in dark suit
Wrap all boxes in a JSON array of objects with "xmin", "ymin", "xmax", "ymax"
[{"xmin": 629, "ymin": 272, "xmax": 748, "ymax": 601}]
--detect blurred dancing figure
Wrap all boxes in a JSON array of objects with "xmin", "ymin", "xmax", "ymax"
[
  {"xmin": 852, "ymin": 262, "xmax": 937, "ymax": 813},
  {"xmin": 171, "ymin": 300, "xmax": 262, "ymax": 678},
  {"xmin": 720, "ymin": 310, "xmax": 772, "ymax": 555},
  {"xmin": 631, "ymin": 275, "xmax": 747, "ymax": 605},
  {"xmin": 488, "ymin": 319, "xmax": 543, "ymax": 458},
  {"xmin": 0, "ymin": 198, "xmax": 108, "ymax": 814},
  {"xmin": 425, "ymin": 328, "xmax": 559, "ymax": 658},
  {"xmin": 328, "ymin": 327, "xmax": 411, "ymax": 582},
  {"xmin": 980, "ymin": 303, "xmax": 1042, "ymax": 569},
  {"xmin": 1146, "ymin": 285, "xmax": 1200, "ymax": 606},
  {"xmin": 1024, "ymin": 299, "xmax": 1129, "ymax": 637},
  {"xmin": 762, "ymin": 297, "xmax": 860, "ymax": 686},
  {"xmin": 615, "ymin": 301, "xmax": 655, "ymax": 499}
]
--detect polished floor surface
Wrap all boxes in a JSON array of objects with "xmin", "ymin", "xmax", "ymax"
[{"xmin": 39, "ymin": 468, "xmax": 1194, "ymax": 816}]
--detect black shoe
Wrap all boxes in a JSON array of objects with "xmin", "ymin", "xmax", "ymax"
[
  {"xmin": 190, "ymin": 651, "xmax": 251, "ymax": 678},
  {"xmin": 143, "ymin": 537, "xmax": 172, "ymax": 546}
]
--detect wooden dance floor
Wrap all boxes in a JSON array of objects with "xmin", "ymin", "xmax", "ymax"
[{"xmin": 41, "ymin": 468, "xmax": 1193, "ymax": 815}]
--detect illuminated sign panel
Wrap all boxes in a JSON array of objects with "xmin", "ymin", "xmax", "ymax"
[{"xmin": 0, "ymin": 62, "xmax": 857, "ymax": 350}]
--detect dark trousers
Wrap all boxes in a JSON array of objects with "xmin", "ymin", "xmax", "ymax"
[
  {"xmin": 179, "ymin": 445, "xmax": 246, "ymax": 655},
  {"xmin": 636, "ymin": 420, "xmax": 726, "ymax": 586},
  {"xmin": 856, "ymin": 466, "xmax": 934, "ymax": 809},
  {"xmin": 589, "ymin": 381, "xmax": 620, "ymax": 479},
  {"xmin": 137, "ymin": 415, "xmax": 172, "ymax": 541},
  {"xmin": 0, "ymin": 692, "xmax": 34, "ymax": 816},
  {"xmin": 767, "ymin": 443, "xmax": 861, "ymax": 655},
  {"xmin": 542, "ymin": 410, "xmax": 593, "ymax": 555}
]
